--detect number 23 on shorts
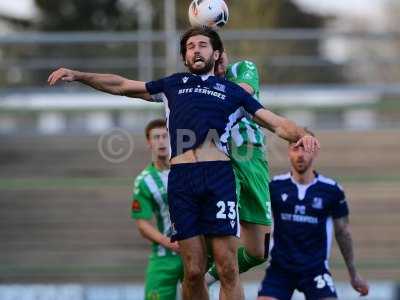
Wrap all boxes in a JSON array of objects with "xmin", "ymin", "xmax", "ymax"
[{"xmin": 216, "ymin": 201, "xmax": 236, "ymax": 220}]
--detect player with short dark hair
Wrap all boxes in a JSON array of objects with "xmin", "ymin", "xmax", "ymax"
[
  {"xmin": 131, "ymin": 119, "xmax": 183, "ymax": 300},
  {"xmin": 48, "ymin": 27, "xmax": 319, "ymax": 300},
  {"xmin": 258, "ymin": 135, "xmax": 369, "ymax": 300},
  {"xmin": 145, "ymin": 118, "xmax": 168, "ymax": 139}
]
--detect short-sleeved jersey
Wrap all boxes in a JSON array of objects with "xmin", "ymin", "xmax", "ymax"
[
  {"xmin": 226, "ymin": 60, "xmax": 265, "ymax": 149},
  {"xmin": 145, "ymin": 73, "xmax": 264, "ymax": 158},
  {"xmin": 131, "ymin": 164, "xmax": 175, "ymax": 257},
  {"xmin": 269, "ymin": 172, "xmax": 349, "ymax": 272}
]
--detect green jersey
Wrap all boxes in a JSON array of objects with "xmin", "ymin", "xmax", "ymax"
[
  {"xmin": 131, "ymin": 163, "xmax": 175, "ymax": 257},
  {"xmin": 226, "ymin": 60, "xmax": 265, "ymax": 149}
]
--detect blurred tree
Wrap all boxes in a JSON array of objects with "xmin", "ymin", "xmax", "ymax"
[
  {"xmin": 325, "ymin": 0, "xmax": 400, "ymax": 85},
  {"xmin": 176, "ymin": 0, "xmax": 343, "ymax": 84},
  {"xmin": 382, "ymin": 0, "xmax": 400, "ymax": 83},
  {"xmin": 34, "ymin": 0, "xmax": 139, "ymax": 31},
  {"xmin": 0, "ymin": 0, "xmax": 344, "ymax": 87},
  {"xmin": 176, "ymin": 0, "xmax": 324, "ymax": 29},
  {"xmin": 0, "ymin": 0, "xmax": 154, "ymax": 87}
]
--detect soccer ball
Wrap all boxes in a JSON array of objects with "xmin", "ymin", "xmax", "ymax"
[{"xmin": 188, "ymin": 0, "xmax": 229, "ymax": 30}]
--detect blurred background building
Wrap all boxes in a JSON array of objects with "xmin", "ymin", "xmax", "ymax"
[{"xmin": 0, "ymin": 1, "xmax": 399, "ymax": 299}]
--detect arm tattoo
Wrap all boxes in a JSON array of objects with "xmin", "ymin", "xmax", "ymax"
[{"xmin": 334, "ymin": 216, "xmax": 356, "ymax": 278}]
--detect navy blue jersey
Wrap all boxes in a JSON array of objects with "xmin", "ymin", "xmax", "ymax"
[
  {"xmin": 269, "ymin": 172, "xmax": 349, "ymax": 272},
  {"xmin": 145, "ymin": 73, "xmax": 263, "ymax": 159}
]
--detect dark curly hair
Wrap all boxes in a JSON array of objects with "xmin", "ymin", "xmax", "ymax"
[{"xmin": 180, "ymin": 27, "xmax": 224, "ymax": 62}]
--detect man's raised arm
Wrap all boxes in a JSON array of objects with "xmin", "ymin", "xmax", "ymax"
[
  {"xmin": 47, "ymin": 68, "xmax": 151, "ymax": 101},
  {"xmin": 254, "ymin": 108, "xmax": 319, "ymax": 153}
]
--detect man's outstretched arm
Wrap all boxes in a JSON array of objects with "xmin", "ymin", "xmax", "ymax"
[
  {"xmin": 254, "ymin": 108, "xmax": 319, "ymax": 153},
  {"xmin": 48, "ymin": 68, "xmax": 151, "ymax": 100}
]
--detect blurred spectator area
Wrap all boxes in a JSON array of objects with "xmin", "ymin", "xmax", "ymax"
[{"xmin": 1, "ymin": 131, "xmax": 400, "ymax": 283}]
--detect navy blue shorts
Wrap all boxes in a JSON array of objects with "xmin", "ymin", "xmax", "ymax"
[
  {"xmin": 258, "ymin": 263, "xmax": 338, "ymax": 300},
  {"xmin": 168, "ymin": 161, "xmax": 240, "ymax": 242}
]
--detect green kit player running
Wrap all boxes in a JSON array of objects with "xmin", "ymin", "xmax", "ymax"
[
  {"xmin": 131, "ymin": 119, "xmax": 183, "ymax": 300},
  {"xmin": 206, "ymin": 54, "xmax": 272, "ymax": 284}
]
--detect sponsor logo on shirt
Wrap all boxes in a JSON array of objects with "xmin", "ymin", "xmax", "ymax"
[
  {"xmin": 182, "ymin": 76, "xmax": 189, "ymax": 84},
  {"xmin": 178, "ymin": 87, "xmax": 226, "ymax": 100},
  {"xmin": 281, "ymin": 213, "xmax": 318, "ymax": 224}
]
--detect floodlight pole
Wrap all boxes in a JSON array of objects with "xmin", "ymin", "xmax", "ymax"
[
  {"xmin": 164, "ymin": 0, "xmax": 178, "ymax": 75},
  {"xmin": 137, "ymin": 0, "xmax": 153, "ymax": 81}
]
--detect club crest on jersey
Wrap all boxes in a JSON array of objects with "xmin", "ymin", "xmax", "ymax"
[
  {"xmin": 131, "ymin": 200, "xmax": 141, "ymax": 212},
  {"xmin": 182, "ymin": 76, "xmax": 189, "ymax": 83},
  {"xmin": 281, "ymin": 193, "xmax": 288, "ymax": 202},
  {"xmin": 312, "ymin": 197, "xmax": 323, "ymax": 209},
  {"xmin": 214, "ymin": 83, "xmax": 226, "ymax": 93}
]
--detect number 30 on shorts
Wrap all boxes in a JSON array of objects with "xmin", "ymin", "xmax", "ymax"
[
  {"xmin": 216, "ymin": 201, "xmax": 236, "ymax": 220},
  {"xmin": 314, "ymin": 273, "xmax": 335, "ymax": 292}
]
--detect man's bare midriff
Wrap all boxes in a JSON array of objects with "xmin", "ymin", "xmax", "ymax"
[{"xmin": 170, "ymin": 141, "xmax": 229, "ymax": 165}]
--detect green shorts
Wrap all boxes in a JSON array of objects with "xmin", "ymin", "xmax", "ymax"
[
  {"xmin": 145, "ymin": 254, "xmax": 184, "ymax": 300},
  {"xmin": 231, "ymin": 145, "xmax": 272, "ymax": 226}
]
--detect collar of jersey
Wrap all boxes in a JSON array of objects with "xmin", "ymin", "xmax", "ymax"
[
  {"xmin": 150, "ymin": 162, "xmax": 169, "ymax": 173},
  {"xmin": 190, "ymin": 73, "xmax": 215, "ymax": 81},
  {"xmin": 290, "ymin": 171, "xmax": 319, "ymax": 188}
]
